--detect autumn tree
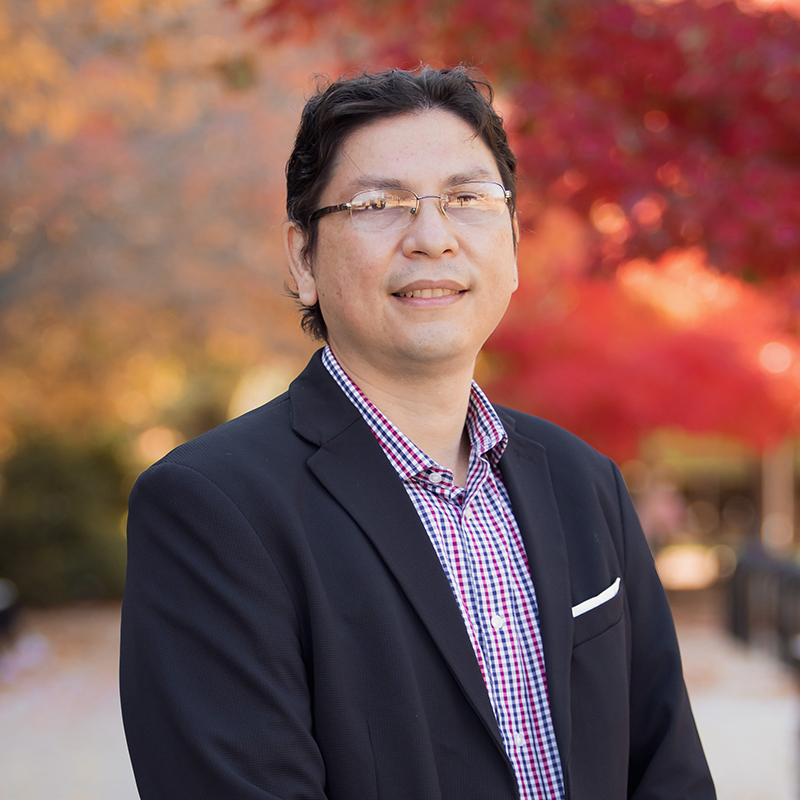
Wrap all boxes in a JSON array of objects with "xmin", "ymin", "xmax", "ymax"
[
  {"xmin": 0, "ymin": 0, "xmax": 321, "ymax": 452},
  {"xmin": 0, "ymin": 0, "xmax": 327, "ymax": 602},
  {"xmin": 248, "ymin": 0, "xmax": 800, "ymax": 460}
]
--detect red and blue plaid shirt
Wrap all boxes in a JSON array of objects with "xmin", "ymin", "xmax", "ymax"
[{"xmin": 323, "ymin": 346, "xmax": 565, "ymax": 800}]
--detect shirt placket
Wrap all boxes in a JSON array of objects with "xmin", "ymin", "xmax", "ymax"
[{"xmin": 465, "ymin": 491, "xmax": 532, "ymax": 775}]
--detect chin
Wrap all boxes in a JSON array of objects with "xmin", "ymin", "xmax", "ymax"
[{"xmin": 391, "ymin": 334, "xmax": 477, "ymax": 369}]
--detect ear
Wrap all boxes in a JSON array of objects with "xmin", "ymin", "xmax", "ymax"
[{"xmin": 284, "ymin": 221, "xmax": 318, "ymax": 306}]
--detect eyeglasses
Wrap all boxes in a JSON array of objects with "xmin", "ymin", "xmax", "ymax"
[{"xmin": 310, "ymin": 181, "xmax": 512, "ymax": 231}]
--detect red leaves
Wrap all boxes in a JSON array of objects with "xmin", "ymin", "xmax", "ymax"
[
  {"xmin": 486, "ymin": 247, "xmax": 800, "ymax": 460},
  {"xmin": 251, "ymin": 0, "xmax": 800, "ymax": 278},
  {"xmin": 248, "ymin": 0, "xmax": 800, "ymax": 454}
]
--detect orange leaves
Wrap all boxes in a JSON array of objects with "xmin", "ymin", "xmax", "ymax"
[
  {"xmin": 91, "ymin": 0, "xmax": 207, "ymax": 28},
  {"xmin": 0, "ymin": 31, "xmax": 77, "ymax": 139},
  {"xmin": 0, "ymin": 0, "xmax": 261, "ymax": 141},
  {"xmin": 1, "ymin": 32, "xmax": 67, "ymax": 86},
  {"xmin": 0, "ymin": 0, "xmax": 332, "ymax": 490}
]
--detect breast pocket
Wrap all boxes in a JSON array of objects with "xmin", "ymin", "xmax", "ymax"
[{"xmin": 572, "ymin": 578, "xmax": 624, "ymax": 647}]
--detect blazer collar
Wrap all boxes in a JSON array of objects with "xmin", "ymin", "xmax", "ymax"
[
  {"xmin": 288, "ymin": 349, "xmax": 362, "ymax": 446},
  {"xmin": 289, "ymin": 350, "xmax": 507, "ymax": 753},
  {"xmin": 495, "ymin": 408, "xmax": 574, "ymax": 769}
]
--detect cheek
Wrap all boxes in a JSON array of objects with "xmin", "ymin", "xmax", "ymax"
[
  {"xmin": 481, "ymin": 229, "xmax": 518, "ymax": 283},
  {"xmin": 319, "ymin": 234, "xmax": 387, "ymax": 284},
  {"xmin": 313, "ymin": 237, "xmax": 382, "ymax": 318}
]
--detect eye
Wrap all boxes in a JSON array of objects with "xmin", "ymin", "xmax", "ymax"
[
  {"xmin": 351, "ymin": 192, "xmax": 389, "ymax": 213},
  {"xmin": 441, "ymin": 183, "xmax": 507, "ymax": 225},
  {"xmin": 448, "ymin": 190, "xmax": 483, "ymax": 207},
  {"xmin": 347, "ymin": 189, "xmax": 417, "ymax": 230}
]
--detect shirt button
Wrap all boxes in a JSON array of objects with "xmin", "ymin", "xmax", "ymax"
[
  {"xmin": 428, "ymin": 471, "xmax": 442, "ymax": 484},
  {"xmin": 491, "ymin": 614, "xmax": 505, "ymax": 630},
  {"xmin": 514, "ymin": 732, "xmax": 525, "ymax": 747}
]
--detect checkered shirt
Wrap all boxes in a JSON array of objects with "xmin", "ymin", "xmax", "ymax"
[{"xmin": 322, "ymin": 346, "xmax": 565, "ymax": 800}]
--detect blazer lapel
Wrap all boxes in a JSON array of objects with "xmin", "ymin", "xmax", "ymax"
[
  {"xmin": 290, "ymin": 353, "xmax": 505, "ymax": 752},
  {"xmin": 496, "ymin": 409, "xmax": 574, "ymax": 769}
]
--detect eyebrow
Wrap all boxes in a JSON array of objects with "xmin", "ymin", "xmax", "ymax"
[{"xmin": 344, "ymin": 167, "xmax": 498, "ymax": 194}]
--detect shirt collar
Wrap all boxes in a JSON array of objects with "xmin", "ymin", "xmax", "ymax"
[{"xmin": 321, "ymin": 345, "xmax": 508, "ymax": 481}]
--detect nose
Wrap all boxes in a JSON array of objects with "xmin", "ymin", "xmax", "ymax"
[{"xmin": 401, "ymin": 196, "xmax": 459, "ymax": 258}]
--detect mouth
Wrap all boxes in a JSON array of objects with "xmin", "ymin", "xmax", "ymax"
[{"xmin": 393, "ymin": 288, "xmax": 466, "ymax": 299}]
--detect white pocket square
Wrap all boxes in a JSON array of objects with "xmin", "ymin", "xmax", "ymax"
[{"xmin": 571, "ymin": 577, "xmax": 621, "ymax": 618}]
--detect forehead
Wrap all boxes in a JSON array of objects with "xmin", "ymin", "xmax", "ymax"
[{"xmin": 324, "ymin": 109, "xmax": 502, "ymax": 198}]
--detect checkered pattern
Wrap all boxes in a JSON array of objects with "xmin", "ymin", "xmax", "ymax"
[{"xmin": 322, "ymin": 346, "xmax": 565, "ymax": 800}]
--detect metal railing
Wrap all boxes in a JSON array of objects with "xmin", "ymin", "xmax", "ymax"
[{"xmin": 729, "ymin": 542, "xmax": 800, "ymax": 670}]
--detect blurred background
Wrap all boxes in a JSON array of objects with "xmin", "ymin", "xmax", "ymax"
[{"xmin": 1, "ymin": 0, "xmax": 800, "ymax": 796}]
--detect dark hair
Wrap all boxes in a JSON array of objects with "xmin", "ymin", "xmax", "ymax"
[{"xmin": 285, "ymin": 66, "xmax": 518, "ymax": 341}]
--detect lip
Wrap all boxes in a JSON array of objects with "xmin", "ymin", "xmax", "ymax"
[{"xmin": 391, "ymin": 279, "xmax": 468, "ymax": 301}]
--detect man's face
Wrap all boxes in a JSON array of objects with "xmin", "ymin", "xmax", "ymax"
[{"xmin": 286, "ymin": 109, "xmax": 519, "ymax": 379}]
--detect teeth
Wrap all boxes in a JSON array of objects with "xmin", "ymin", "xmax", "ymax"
[{"xmin": 396, "ymin": 288, "xmax": 459, "ymax": 298}]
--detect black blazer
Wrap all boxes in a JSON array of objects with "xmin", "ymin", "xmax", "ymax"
[{"xmin": 120, "ymin": 350, "xmax": 715, "ymax": 800}]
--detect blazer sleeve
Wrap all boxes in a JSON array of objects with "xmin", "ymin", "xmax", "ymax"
[
  {"xmin": 613, "ymin": 462, "xmax": 716, "ymax": 800},
  {"xmin": 120, "ymin": 461, "xmax": 327, "ymax": 800}
]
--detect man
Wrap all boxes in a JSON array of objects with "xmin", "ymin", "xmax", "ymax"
[{"xmin": 121, "ymin": 67, "xmax": 715, "ymax": 800}]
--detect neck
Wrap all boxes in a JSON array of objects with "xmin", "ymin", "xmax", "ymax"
[{"xmin": 331, "ymin": 347, "xmax": 475, "ymax": 486}]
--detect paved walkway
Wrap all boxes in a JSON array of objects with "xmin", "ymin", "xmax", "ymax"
[
  {"xmin": 0, "ymin": 605, "xmax": 137, "ymax": 800},
  {"xmin": 671, "ymin": 591, "xmax": 798, "ymax": 800},
  {"xmin": 0, "ymin": 596, "xmax": 795, "ymax": 799}
]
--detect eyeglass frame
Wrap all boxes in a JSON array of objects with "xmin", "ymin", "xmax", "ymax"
[{"xmin": 309, "ymin": 181, "xmax": 513, "ymax": 229}]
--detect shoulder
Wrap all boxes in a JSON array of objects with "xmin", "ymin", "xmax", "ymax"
[
  {"xmin": 496, "ymin": 405, "xmax": 614, "ymax": 472},
  {"xmin": 494, "ymin": 405, "xmax": 624, "ymax": 515},
  {"xmin": 170, "ymin": 392, "xmax": 295, "ymax": 463},
  {"xmin": 133, "ymin": 391, "xmax": 309, "ymax": 497}
]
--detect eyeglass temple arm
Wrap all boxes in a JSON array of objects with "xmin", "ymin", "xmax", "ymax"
[{"xmin": 310, "ymin": 202, "xmax": 352, "ymax": 222}]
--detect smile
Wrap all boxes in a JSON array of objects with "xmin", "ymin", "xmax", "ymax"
[{"xmin": 393, "ymin": 288, "xmax": 466, "ymax": 298}]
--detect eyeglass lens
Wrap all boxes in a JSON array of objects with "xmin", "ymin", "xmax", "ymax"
[{"xmin": 349, "ymin": 182, "xmax": 508, "ymax": 231}]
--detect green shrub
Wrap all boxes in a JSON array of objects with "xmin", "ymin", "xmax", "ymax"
[{"xmin": 0, "ymin": 436, "xmax": 128, "ymax": 606}]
